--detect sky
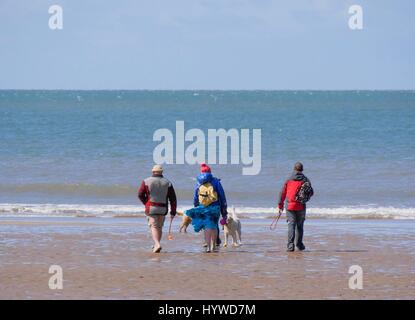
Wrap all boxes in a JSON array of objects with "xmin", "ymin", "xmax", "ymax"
[{"xmin": 0, "ymin": 0, "xmax": 414, "ymax": 90}]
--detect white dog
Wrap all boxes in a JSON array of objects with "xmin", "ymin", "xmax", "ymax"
[{"xmin": 223, "ymin": 207, "xmax": 242, "ymax": 247}]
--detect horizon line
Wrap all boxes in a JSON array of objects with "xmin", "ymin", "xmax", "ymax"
[{"xmin": 1, "ymin": 89, "xmax": 414, "ymax": 92}]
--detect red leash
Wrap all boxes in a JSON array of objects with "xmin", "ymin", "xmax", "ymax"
[{"xmin": 270, "ymin": 210, "xmax": 282, "ymax": 230}]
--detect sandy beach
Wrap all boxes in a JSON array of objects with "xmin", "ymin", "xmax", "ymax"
[{"xmin": 0, "ymin": 217, "xmax": 414, "ymax": 300}]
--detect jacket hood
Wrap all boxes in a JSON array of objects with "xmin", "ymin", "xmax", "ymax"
[
  {"xmin": 197, "ymin": 172, "xmax": 213, "ymax": 185},
  {"xmin": 289, "ymin": 171, "xmax": 307, "ymax": 182}
]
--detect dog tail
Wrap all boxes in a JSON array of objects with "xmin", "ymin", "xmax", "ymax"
[{"xmin": 231, "ymin": 206, "xmax": 239, "ymax": 221}]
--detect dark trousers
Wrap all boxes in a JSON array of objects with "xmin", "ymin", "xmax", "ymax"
[{"xmin": 286, "ymin": 210, "xmax": 306, "ymax": 249}]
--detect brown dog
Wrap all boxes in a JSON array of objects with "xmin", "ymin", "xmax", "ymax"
[{"xmin": 176, "ymin": 211, "xmax": 192, "ymax": 233}]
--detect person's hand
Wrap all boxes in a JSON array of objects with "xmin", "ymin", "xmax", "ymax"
[
  {"xmin": 278, "ymin": 208, "xmax": 283, "ymax": 214},
  {"xmin": 220, "ymin": 216, "xmax": 227, "ymax": 226}
]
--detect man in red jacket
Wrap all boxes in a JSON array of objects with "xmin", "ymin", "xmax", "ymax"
[
  {"xmin": 278, "ymin": 162, "xmax": 313, "ymax": 252},
  {"xmin": 138, "ymin": 165, "xmax": 177, "ymax": 253}
]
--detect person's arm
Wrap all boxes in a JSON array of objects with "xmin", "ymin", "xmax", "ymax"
[
  {"xmin": 278, "ymin": 180, "xmax": 288, "ymax": 210},
  {"xmin": 309, "ymin": 179, "xmax": 314, "ymax": 197},
  {"xmin": 216, "ymin": 179, "xmax": 228, "ymax": 217},
  {"xmin": 138, "ymin": 181, "xmax": 148, "ymax": 205},
  {"xmin": 193, "ymin": 183, "xmax": 200, "ymax": 207},
  {"xmin": 167, "ymin": 184, "xmax": 177, "ymax": 216}
]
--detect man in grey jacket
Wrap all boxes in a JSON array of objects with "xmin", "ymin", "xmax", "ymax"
[{"xmin": 138, "ymin": 165, "xmax": 177, "ymax": 253}]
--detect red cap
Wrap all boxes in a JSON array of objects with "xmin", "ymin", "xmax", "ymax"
[{"xmin": 200, "ymin": 163, "xmax": 211, "ymax": 173}]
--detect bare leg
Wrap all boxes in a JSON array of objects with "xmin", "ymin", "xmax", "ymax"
[
  {"xmin": 205, "ymin": 228, "xmax": 218, "ymax": 252},
  {"xmin": 149, "ymin": 215, "xmax": 165, "ymax": 253},
  {"xmin": 204, "ymin": 229, "xmax": 212, "ymax": 252},
  {"xmin": 151, "ymin": 225, "xmax": 162, "ymax": 252},
  {"xmin": 212, "ymin": 228, "xmax": 218, "ymax": 251}
]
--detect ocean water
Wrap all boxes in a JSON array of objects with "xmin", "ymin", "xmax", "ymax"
[{"xmin": 1, "ymin": 90, "xmax": 414, "ymax": 219}]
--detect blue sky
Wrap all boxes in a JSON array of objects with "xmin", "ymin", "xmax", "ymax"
[{"xmin": 0, "ymin": 0, "xmax": 414, "ymax": 89}]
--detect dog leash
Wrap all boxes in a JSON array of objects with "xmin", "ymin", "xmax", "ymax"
[{"xmin": 270, "ymin": 210, "xmax": 282, "ymax": 230}]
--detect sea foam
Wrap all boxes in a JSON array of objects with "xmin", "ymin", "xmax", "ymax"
[{"xmin": 1, "ymin": 203, "xmax": 414, "ymax": 219}]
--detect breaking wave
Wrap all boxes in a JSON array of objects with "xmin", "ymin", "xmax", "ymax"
[{"xmin": 0, "ymin": 203, "xmax": 414, "ymax": 219}]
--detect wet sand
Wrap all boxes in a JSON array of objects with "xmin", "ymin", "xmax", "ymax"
[{"xmin": 0, "ymin": 217, "xmax": 414, "ymax": 299}]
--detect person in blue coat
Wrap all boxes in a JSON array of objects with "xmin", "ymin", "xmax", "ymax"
[{"xmin": 185, "ymin": 164, "xmax": 228, "ymax": 252}]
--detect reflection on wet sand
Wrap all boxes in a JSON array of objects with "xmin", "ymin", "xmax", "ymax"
[{"xmin": 0, "ymin": 217, "xmax": 414, "ymax": 299}]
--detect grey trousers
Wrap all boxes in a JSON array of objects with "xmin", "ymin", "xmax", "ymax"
[{"xmin": 286, "ymin": 210, "xmax": 306, "ymax": 249}]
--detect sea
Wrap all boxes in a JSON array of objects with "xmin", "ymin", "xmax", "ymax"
[{"xmin": 1, "ymin": 90, "xmax": 414, "ymax": 219}]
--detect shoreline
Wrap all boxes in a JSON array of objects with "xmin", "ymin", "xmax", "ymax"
[
  {"xmin": 0, "ymin": 217, "xmax": 414, "ymax": 299},
  {"xmin": 2, "ymin": 203, "xmax": 415, "ymax": 220}
]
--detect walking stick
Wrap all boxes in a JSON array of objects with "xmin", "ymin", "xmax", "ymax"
[{"xmin": 270, "ymin": 209, "xmax": 282, "ymax": 230}]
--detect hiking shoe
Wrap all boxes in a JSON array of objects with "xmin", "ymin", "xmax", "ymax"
[{"xmin": 286, "ymin": 246, "xmax": 295, "ymax": 252}]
